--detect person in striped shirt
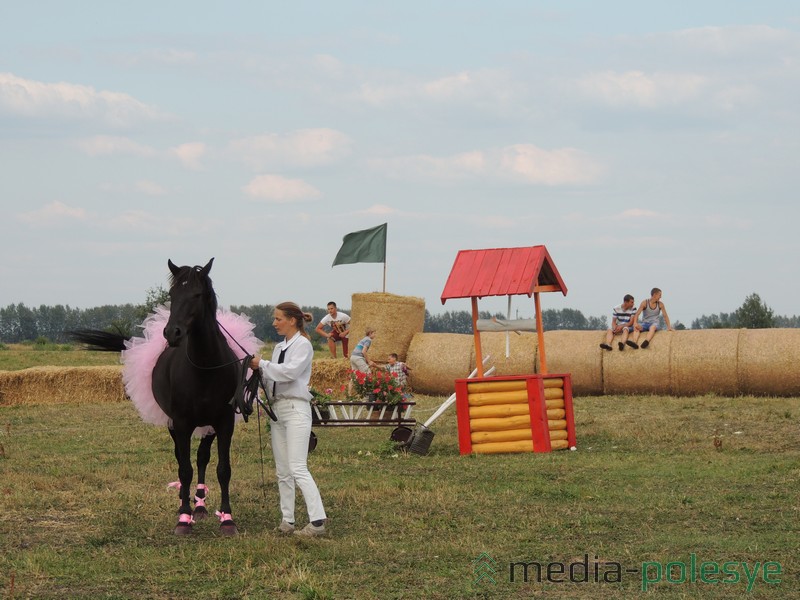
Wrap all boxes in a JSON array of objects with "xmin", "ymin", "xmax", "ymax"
[{"xmin": 600, "ymin": 294, "xmax": 639, "ymax": 351}]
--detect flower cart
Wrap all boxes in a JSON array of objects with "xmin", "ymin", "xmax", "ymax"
[{"xmin": 307, "ymin": 369, "xmax": 416, "ymax": 449}]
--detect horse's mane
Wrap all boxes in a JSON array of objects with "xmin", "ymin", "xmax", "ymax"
[{"xmin": 169, "ymin": 265, "xmax": 219, "ymax": 314}]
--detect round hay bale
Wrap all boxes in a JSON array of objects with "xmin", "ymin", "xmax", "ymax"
[
  {"xmin": 541, "ymin": 331, "xmax": 603, "ymax": 395},
  {"xmin": 310, "ymin": 359, "xmax": 351, "ymax": 398},
  {"xmin": 406, "ymin": 333, "xmax": 473, "ymax": 395},
  {"xmin": 670, "ymin": 329, "xmax": 739, "ymax": 396},
  {"xmin": 738, "ymin": 329, "xmax": 800, "ymax": 395},
  {"xmin": 603, "ymin": 331, "xmax": 673, "ymax": 395},
  {"xmin": 349, "ymin": 292, "xmax": 425, "ymax": 363},
  {"xmin": 0, "ymin": 366, "xmax": 124, "ymax": 406},
  {"xmin": 470, "ymin": 332, "xmax": 537, "ymax": 376}
]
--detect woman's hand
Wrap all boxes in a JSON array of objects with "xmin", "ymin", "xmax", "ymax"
[{"xmin": 250, "ymin": 355, "xmax": 261, "ymax": 370}]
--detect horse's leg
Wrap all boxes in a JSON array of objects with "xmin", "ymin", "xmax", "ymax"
[
  {"xmin": 169, "ymin": 427, "xmax": 195, "ymax": 535},
  {"xmin": 193, "ymin": 432, "xmax": 216, "ymax": 521},
  {"xmin": 214, "ymin": 416, "xmax": 237, "ymax": 536}
]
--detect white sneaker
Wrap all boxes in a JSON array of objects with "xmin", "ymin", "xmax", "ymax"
[
  {"xmin": 275, "ymin": 520, "xmax": 295, "ymax": 534},
  {"xmin": 294, "ymin": 522, "xmax": 327, "ymax": 537}
]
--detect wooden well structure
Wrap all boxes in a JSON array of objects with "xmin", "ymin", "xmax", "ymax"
[{"xmin": 441, "ymin": 245, "xmax": 577, "ymax": 454}]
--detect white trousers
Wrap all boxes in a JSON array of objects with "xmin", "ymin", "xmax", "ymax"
[{"xmin": 270, "ymin": 398, "xmax": 326, "ymax": 523}]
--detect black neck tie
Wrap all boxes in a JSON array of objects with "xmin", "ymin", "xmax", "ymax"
[{"xmin": 272, "ymin": 348, "xmax": 287, "ymax": 398}]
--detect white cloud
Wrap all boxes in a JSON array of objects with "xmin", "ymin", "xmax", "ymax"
[
  {"xmin": 498, "ymin": 144, "xmax": 601, "ymax": 185},
  {"xmin": 355, "ymin": 68, "xmax": 519, "ymax": 110},
  {"xmin": 0, "ymin": 72, "xmax": 164, "ymax": 126},
  {"xmin": 577, "ymin": 70, "xmax": 707, "ymax": 108},
  {"xmin": 243, "ymin": 174, "xmax": 321, "ymax": 202},
  {"xmin": 136, "ymin": 180, "xmax": 167, "ymax": 196},
  {"xmin": 228, "ymin": 128, "xmax": 352, "ymax": 170},
  {"xmin": 370, "ymin": 144, "xmax": 601, "ymax": 186},
  {"xmin": 77, "ymin": 137, "xmax": 206, "ymax": 169},
  {"xmin": 17, "ymin": 201, "xmax": 88, "ymax": 225},
  {"xmin": 423, "ymin": 72, "xmax": 473, "ymax": 100},
  {"xmin": 170, "ymin": 142, "xmax": 207, "ymax": 170},
  {"xmin": 361, "ymin": 204, "xmax": 399, "ymax": 215},
  {"xmin": 667, "ymin": 25, "xmax": 794, "ymax": 56},
  {"xmin": 76, "ymin": 135, "xmax": 158, "ymax": 157}
]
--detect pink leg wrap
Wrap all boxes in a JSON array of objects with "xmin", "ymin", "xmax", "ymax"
[
  {"xmin": 215, "ymin": 511, "xmax": 233, "ymax": 523},
  {"xmin": 194, "ymin": 483, "xmax": 208, "ymax": 507},
  {"xmin": 178, "ymin": 513, "xmax": 195, "ymax": 525}
]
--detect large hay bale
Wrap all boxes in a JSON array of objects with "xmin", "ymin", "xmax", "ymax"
[
  {"xmin": 541, "ymin": 331, "xmax": 603, "ymax": 395},
  {"xmin": 738, "ymin": 329, "xmax": 800, "ymax": 395},
  {"xmin": 349, "ymin": 292, "xmax": 425, "ymax": 363},
  {"xmin": 470, "ymin": 332, "xmax": 537, "ymax": 376},
  {"xmin": 406, "ymin": 333, "xmax": 473, "ymax": 395},
  {"xmin": 670, "ymin": 329, "xmax": 740, "ymax": 396},
  {"xmin": 0, "ymin": 366, "xmax": 125, "ymax": 406},
  {"xmin": 603, "ymin": 332, "xmax": 673, "ymax": 395},
  {"xmin": 309, "ymin": 359, "xmax": 351, "ymax": 397}
]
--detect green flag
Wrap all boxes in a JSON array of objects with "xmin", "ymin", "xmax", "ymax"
[{"xmin": 332, "ymin": 223, "xmax": 387, "ymax": 266}]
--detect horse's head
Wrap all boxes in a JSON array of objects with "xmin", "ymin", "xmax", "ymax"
[{"xmin": 163, "ymin": 258, "xmax": 218, "ymax": 347}]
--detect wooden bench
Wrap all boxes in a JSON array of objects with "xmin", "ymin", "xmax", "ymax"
[{"xmin": 311, "ymin": 400, "xmax": 415, "ymax": 427}]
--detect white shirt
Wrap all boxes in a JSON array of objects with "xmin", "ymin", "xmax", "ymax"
[
  {"xmin": 258, "ymin": 331, "xmax": 313, "ymax": 402},
  {"xmin": 319, "ymin": 311, "xmax": 350, "ymax": 337}
]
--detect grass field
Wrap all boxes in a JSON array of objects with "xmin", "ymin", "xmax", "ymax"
[
  {"xmin": 1, "ymin": 354, "xmax": 799, "ymax": 599},
  {"xmin": 0, "ymin": 342, "xmax": 330, "ymax": 371}
]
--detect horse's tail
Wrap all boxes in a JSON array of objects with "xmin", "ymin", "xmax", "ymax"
[{"xmin": 70, "ymin": 329, "xmax": 129, "ymax": 352}]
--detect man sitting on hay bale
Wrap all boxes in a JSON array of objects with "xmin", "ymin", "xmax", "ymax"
[
  {"xmin": 600, "ymin": 294, "xmax": 639, "ymax": 351},
  {"xmin": 631, "ymin": 287, "xmax": 675, "ymax": 348}
]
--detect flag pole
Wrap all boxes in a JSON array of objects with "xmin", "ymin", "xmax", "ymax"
[{"xmin": 383, "ymin": 260, "xmax": 386, "ymax": 293}]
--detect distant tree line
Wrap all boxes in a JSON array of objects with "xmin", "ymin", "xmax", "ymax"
[
  {"xmin": 691, "ymin": 293, "xmax": 795, "ymax": 329},
  {"xmin": 0, "ymin": 296, "xmax": 606, "ymax": 344},
  {"xmin": 423, "ymin": 309, "xmax": 607, "ymax": 334},
  {"xmin": 1, "ymin": 291, "xmax": 792, "ymax": 344}
]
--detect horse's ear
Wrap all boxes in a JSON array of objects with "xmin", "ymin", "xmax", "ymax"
[
  {"xmin": 168, "ymin": 259, "xmax": 181, "ymax": 277},
  {"xmin": 200, "ymin": 258, "xmax": 214, "ymax": 276}
]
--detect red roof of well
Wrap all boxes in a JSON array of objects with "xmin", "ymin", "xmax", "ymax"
[{"xmin": 440, "ymin": 246, "xmax": 567, "ymax": 304}]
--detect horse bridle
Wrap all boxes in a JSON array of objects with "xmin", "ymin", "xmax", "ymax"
[{"xmin": 182, "ymin": 319, "xmax": 278, "ymax": 423}]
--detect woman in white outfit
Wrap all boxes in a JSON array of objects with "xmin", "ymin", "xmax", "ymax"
[{"xmin": 250, "ymin": 302, "xmax": 327, "ymax": 537}]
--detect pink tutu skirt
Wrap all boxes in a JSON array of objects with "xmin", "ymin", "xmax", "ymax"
[{"xmin": 121, "ymin": 305, "xmax": 262, "ymax": 434}]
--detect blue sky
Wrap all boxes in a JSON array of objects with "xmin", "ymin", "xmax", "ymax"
[{"xmin": 1, "ymin": 2, "xmax": 798, "ymax": 324}]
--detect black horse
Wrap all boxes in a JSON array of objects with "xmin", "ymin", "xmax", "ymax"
[{"xmin": 74, "ymin": 258, "xmax": 245, "ymax": 535}]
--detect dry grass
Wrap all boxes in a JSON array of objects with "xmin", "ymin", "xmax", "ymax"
[
  {"xmin": 406, "ymin": 333, "xmax": 474, "ymax": 395},
  {"xmin": 310, "ymin": 359, "xmax": 351, "ymax": 397},
  {"xmin": 349, "ymin": 292, "xmax": 425, "ymax": 363},
  {"xmin": 0, "ymin": 366, "xmax": 125, "ymax": 406},
  {"xmin": 1, "ymin": 393, "xmax": 798, "ymax": 598}
]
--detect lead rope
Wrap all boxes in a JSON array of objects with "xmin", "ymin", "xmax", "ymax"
[
  {"xmin": 256, "ymin": 396, "xmax": 268, "ymax": 502},
  {"xmin": 217, "ymin": 318, "xmax": 275, "ymax": 502}
]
